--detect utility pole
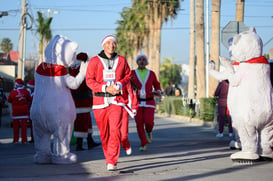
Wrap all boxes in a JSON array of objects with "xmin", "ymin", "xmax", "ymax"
[
  {"xmin": 236, "ymin": 0, "xmax": 244, "ymax": 22},
  {"xmin": 18, "ymin": 0, "xmax": 27, "ymax": 79}
]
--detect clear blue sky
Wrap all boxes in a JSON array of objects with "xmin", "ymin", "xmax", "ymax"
[{"xmin": 1, "ymin": 0, "xmax": 273, "ymax": 65}]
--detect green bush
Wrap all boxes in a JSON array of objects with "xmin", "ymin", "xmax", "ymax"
[
  {"xmin": 159, "ymin": 97, "xmax": 196, "ymax": 117},
  {"xmin": 199, "ymin": 97, "xmax": 217, "ymax": 121},
  {"xmin": 159, "ymin": 97, "xmax": 216, "ymax": 122}
]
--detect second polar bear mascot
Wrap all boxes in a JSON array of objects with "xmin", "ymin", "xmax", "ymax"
[{"xmin": 210, "ymin": 27, "xmax": 273, "ymax": 162}]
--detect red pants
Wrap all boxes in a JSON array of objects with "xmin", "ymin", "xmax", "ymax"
[
  {"xmin": 29, "ymin": 119, "xmax": 34, "ymax": 140},
  {"xmin": 134, "ymin": 107, "xmax": 155, "ymax": 146},
  {"xmin": 120, "ymin": 110, "xmax": 130, "ymax": 151},
  {"xmin": 94, "ymin": 105, "xmax": 122, "ymax": 166},
  {"xmin": 74, "ymin": 113, "xmax": 91, "ymax": 138},
  {"xmin": 13, "ymin": 119, "xmax": 28, "ymax": 143}
]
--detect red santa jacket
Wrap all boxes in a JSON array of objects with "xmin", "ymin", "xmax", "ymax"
[
  {"xmin": 69, "ymin": 65, "xmax": 93, "ymax": 113},
  {"xmin": 8, "ymin": 87, "xmax": 32, "ymax": 119},
  {"xmin": 131, "ymin": 69, "xmax": 161, "ymax": 108},
  {"xmin": 86, "ymin": 54, "xmax": 131, "ymax": 109}
]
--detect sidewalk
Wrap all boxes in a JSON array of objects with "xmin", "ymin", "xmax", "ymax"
[{"xmin": 0, "ymin": 114, "xmax": 273, "ymax": 181}]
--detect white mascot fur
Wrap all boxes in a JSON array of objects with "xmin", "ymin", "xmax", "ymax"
[
  {"xmin": 210, "ymin": 27, "xmax": 273, "ymax": 162},
  {"xmin": 30, "ymin": 35, "xmax": 88, "ymax": 164}
]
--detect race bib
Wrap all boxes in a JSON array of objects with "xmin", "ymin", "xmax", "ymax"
[{"xmin": 103, "ymin": 70, "xmax": 116, "ymax": 82}]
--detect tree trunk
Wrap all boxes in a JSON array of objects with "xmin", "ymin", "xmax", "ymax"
[
  {"xmin": 188, "ymin": 0, "xmax": 196, "ymax": 99},
  {"xmin": 195, "ymin": 0, "xmax": 206, "ymax": 100},
  {"xmin": 147, "ymin": 2, "xmax": 156, "ymax": 74},
  {"xmin": 39, "ymin": 35, "xmax": 43, "ymax": 65},
  {"xmin": 153, "ymin": 17, "xmax": 162, "ymax": 79},
  {"xmin": 209, "ymin": 0, "xmax": 221, "ymax": 97}
]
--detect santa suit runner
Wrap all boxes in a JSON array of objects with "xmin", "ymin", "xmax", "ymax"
[
  {"xmin": 131, "ymin": 68, "xmax": 161, "ymax": 146},
  {"xmin": 86, "ymin": 54, "xmax": 131, "ymax": 166}
]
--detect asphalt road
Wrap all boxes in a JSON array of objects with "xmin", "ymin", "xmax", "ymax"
[{"xmin": 0, "ymin": 114, "xmax": 272, "ymax": 181}]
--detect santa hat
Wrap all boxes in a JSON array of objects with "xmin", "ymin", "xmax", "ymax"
[
  {"xmin": 136, "ymin": 53, "xmax": 149, "ymax": 65},
  {"xmin": 101, "ymin": 35, "xmax": 118, "ymax": 47},
  {"xmin": 27, "ymin": 80, "xmax": 35, "ymax": 88},
  {"xmin": 76, "ymin": 52, "xmax": 88, "ymax": 62},
  {"xmin": 15, "ymin": 78, "xmax": 24, "ymax": 87}
]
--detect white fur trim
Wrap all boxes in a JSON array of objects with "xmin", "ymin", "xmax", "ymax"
[
  {"xmin": 101, "ymin": 35, "xmax": 117, "ymax": 47},
  {"xmin": 12, "ymin": 115, "xmax": 29, "ymax": 119}
]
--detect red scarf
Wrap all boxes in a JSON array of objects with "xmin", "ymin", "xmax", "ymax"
[
  {"xmin": 36, "ymin": 62, "xmax": 68, "ymax": 76},
  {"xmin": 232, "ymin": 56, "xmax": 268, "ymax": 65}
]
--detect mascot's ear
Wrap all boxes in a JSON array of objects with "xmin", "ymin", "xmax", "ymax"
[
  {"xmin": 249, "ymin": 27, "xmax": 256, "ymax": 33},
  {"xmin": 76, "ymin": 52, "xmax": 88, "ymax": 62}
]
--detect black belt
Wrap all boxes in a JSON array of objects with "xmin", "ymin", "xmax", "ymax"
[
  {"xmin": 138, "ymin": 97, "xmax": 154, "ymax": 101},
  {"xmin": 72, "ymin": 90, "xmax": 92, "ymax": 100},
  {"xmin": 95, "ymin": 92, "xmax": 121, "ymax": 97}
]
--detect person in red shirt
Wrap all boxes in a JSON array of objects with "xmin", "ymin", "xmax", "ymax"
[
  {"xmin": 131, "ymin": 54, "xmax": 162, "ymax": 151},
  {"xmin": 120, "ymin": 82, "xmax": 138, "ymax": 155},
  {"xmin": 86, "ymin": 35, "xmax": 131, "ymax": 171},
  {"xmin": 8, "ymin": 78, "xmax": 32, "ymax": 143},
  {"xmin": 69, "ymin": 52, "xmax": 100, "ymax": 151}
]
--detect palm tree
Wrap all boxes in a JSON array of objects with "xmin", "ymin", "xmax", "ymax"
[
  {"xmin": 195, "ymin": 0, "xmax": 206, "ymax": 99},
  {"xmin": 0, "ymin": 38, "xmax": 13, "ymax": 55},
  {"xmin": 146, "ymin": 0, "xmax": 180, "ymax": 79},
  {"xmin": 188, "ymin": 0, "xmax": 196, "ymax": 99},
  {"xmin": 116, "ymin": 3, "xmax": 146, "ymax": 69},
  {"xmin": 209, "ymin": 0, "xmax": 221, "ymax": 97},
  {"xmin": 36, "ymin": 11, "xmax": 52, "ymax": 64},
  {"xmin": 116, "ymin": 0, "xmax": 180, "ymax": 77}
]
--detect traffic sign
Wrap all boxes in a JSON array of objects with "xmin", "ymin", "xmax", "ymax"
[{"xmin": 221, "ymin": 21, "xmax": 249, "ymax": 49}]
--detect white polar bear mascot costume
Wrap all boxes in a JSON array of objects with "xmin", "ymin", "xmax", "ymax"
[
  {"xmin": 210, "ymin": 27, "xmax": 273, "ymax": 163},
  {"xmin": 30, "ymin": 35, "xmax": 88, "ymax": 164}
]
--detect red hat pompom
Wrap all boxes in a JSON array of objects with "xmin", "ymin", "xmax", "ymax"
[{"xmin": 76, "ymin": 52, "xmax": 88, "ymax": 62}]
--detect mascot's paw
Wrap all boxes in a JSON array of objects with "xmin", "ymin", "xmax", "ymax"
[
  {"xmin": 231, "ymin": 151, "xmax": 259, "ymax": 165},
  {"xmin": 219, "ymin": 56, "xmax": 234, "ymax": 73},
  {"xmin": 52, "ymin": 153, "xmax": 77, "ymax": 164},
  {"xmin": 229, "ymin": 140, "xmax": 241, "ymax": 150},
  {"xmin": 34, "ymin": 153, "xmax": 52, "ymax": 164},
  {"xmin": 209, "ymin": 60, "xmax": 215, "ymax": 70}
]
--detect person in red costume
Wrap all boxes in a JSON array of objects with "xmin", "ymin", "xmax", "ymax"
[
  {"xmin": 120, "ymin": 82, "xmax": 138, "ymax": 156},
  {"xmin": 86, "ymin": 35, "xmax": 131, "ymax": 171},
  {"xmin": 26, "ymin": 79, "xmax": 35, "ymax": 143},
  {"xmin": 69, "ymin": 52, "xmax": 100, "ymax": 151},
  {"xmin": 8, "ymin": 78, "xmax": 32, "ymax": 143},
  {"xmin": 131, "ymin": 54, "xmax": 162, "ymax": 152}
]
